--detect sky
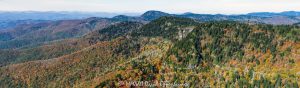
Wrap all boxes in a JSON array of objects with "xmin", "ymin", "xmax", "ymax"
[{"xmin": 0, "ymin": 0, "xmax": 300, "ymax": 14}]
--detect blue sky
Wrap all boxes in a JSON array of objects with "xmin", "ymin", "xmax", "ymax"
[{"xmin": 0, "ymin": 0, "xmax": 300, "ymax": 14}]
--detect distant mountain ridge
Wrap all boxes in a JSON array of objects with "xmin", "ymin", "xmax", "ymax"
[
  {"xmin": 0, "ymin": 17, "xmax": 114, "ymax": 49},
  {"xmin": 0, "ymin": 20, "xmax": 49, "ymax": 30},
  {"xmin": 0, "ymin": 11, "xmax": 140, "ymax": 20},
  {"xmin": 0, "ymin": 11, "xmax": 139, "ymax": 30},
  {"xmin": 0, "ymin": 10, "xmax": 300, "ymax": 30},
  {"xmin": 113, "ymin": 10, "xmax": 300, "ymax": 25},
  {"xmin": 247, "ymin": 11, "xmax": 300, "ymax": 17}
]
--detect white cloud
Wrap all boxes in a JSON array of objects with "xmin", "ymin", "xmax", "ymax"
[{"xmin": 0, "ymin": 0, "xmax": 299, "ymax": 14}]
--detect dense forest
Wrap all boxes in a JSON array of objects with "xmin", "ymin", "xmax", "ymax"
[{"xmin": 0, "ymin": 16, "xmax": 299, "ymax": 88}]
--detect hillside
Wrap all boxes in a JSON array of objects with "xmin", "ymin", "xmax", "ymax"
[
  {"xmin": 0, "ymin": 17, "xmax": 299, "ymax": 87},
  {"xmin": 0, "ymin": 21, "xmax": 143, "ymax": 66},
  {"xmin": 98, "ymin": 18, "xmax": 300, "ymax": 87},
  {"xmin": 0, "ymin": 17, "xmax": 113, "ymax": 49}
]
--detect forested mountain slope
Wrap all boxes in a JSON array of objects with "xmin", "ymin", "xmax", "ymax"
[
  {"xmin": 100, "ymin": 18, "xmax": 300, "ymax": 87},
  {"xmin": 0, "ymin": 17, "xmax": 113, "ymax": 49},
  {"xmin": 0, "ymin": 17, "xmax": 299, "ymax": 87},
  {"xmin": 0, "ymin": 21, "xmax": 143, "ymax": 66}
]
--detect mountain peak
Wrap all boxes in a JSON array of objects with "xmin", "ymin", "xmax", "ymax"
[
  {"xmin": 142, "ymin": 10, "xmax": 167, "ymax": 14},
  {"xmin": 141, "ymin": 10, "xmax": 170, "ymax": 20}
]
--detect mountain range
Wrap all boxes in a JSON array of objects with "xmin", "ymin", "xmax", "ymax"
[
  {"xmin": 0, "ymin": 11, "xmax": 139, "ymax": 30},
  {"xmin": 247, "ymin": 11, "xmax": 300, "ymax": 17},
  {"xmin": 1, "ymin": 11, "xmax": 300, "ymax": 30},
  {"xmin": 0, "ymin": 10, "xmax": 299, "ymax": 87}
]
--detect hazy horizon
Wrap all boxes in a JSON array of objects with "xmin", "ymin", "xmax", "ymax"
[
  {"xmin": 0, "ymin": 10, "xmax": 299, "ymax": 16},
  {"xmin": 0, "ymin": 0, "xmax": 300, "ymax": 14}
]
